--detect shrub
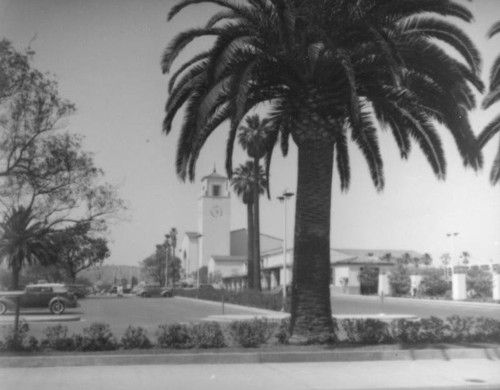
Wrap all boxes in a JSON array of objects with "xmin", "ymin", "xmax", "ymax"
[
  {"xmin": 340, "ymin": 319, "xmax": 392, "ymax": 344},
  {"xmin": 446, "ymin": 315, "xmax": 475, "ymax": 342},
  {"xmin": 417, "ymin": 317, "xmax": 447, "ymax": 343},
  {"xmin": 228, "ymin": 318, "xmax": 277, "ymax": 348},
  {"xmin": 156, "ymin": 323, "xmax": 193, "ymax": 349},
  {"xmin": 74, "ymin": 322, "xmax": 118, "ymax": 351},
  {"xmin": 467, "ymin": 269, "xmax": 493, "ymax": 298},
  {"xmin": 275, "ymin": 318, "xmax": 291, "ymax": 345},
  {"xmin": 121, "ymin": 326, "xmax": 152, "ymax": 350},
  {"xmin": 0, "ymin": 321, "xmax": 35, "ymax": 352},
  {"xmin": 390, "ymin": 319, "xmax": 421, "ymax": 344},
  {"xmin": 388, "ymin": 264, "xmax": 411, "ymax": 296},
  {"xmin": 420, "ymin": 273, "xmax": 450, "ymax": 297},
  {"xmin": 191, "ymin": 322, "xmax": 225, "ymax": 349},
  {"xmin": 472, "ymin": 317, "xmax": 500, "ymax": 342},
  {"xmin": 42, "ymin": 325, "xmax": 75, "ymax": 351}
]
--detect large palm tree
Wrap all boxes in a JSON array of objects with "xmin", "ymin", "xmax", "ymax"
[
  {"xmin": 238, "ymin": 114, "xmax": 272, "ymax": 290},
  {"xmin": 162, "ymin": 0, "xmax": 483, "ymax": 341},
  {"xmin": 231, "ymin": 160, "xmax": 267, "ymax": 289},
  {"xmin": 479, "ymin": 21, "xmax": 500, "ymax": 184}
]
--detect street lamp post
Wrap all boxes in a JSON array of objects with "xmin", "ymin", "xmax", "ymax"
[
  {"xmin": 165, "ymin": 234, "xmax": 171, "ymax": 288},
  {"xmin": 277, "ymin": 189, "xmax": 294, "ymax": 311}
]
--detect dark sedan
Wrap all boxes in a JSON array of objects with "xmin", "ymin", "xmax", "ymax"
[{"xmin": 0, "ymin": 283, "xmax": 79, "ymax": 315}]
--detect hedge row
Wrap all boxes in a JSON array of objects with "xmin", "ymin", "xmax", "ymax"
[
  {"xmin": 1, "ymin": 315, "xmax": 499, "ymax": 352},
  {"xmin": 174, "ymin": 288, "xmax": 291, "ymax": 312}
]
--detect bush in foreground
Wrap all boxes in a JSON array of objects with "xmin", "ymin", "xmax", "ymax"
[
  {"xmin": 121, "ymin": 325, "xmax": 152, "ymax": 350},
  {"xmin": 1, "ymin": 315, "xmax": 500, "ymax": 353}
]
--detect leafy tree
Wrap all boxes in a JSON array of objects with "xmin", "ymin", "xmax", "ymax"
[
  {"xmin": 198, "ymin": 266, "xmax": 208, "ymax": 285},
  {"xmin": 420, "ymin": 271, "xmax": 450, "ymax": 297},
  {"xmin": 388, "ymin": 263, "xmax": 411, "ymax": 297},
  {"xmin": 423, "ymin": 253, "xmax": 433, "ymax": 267},
  {"xmin": 168, "ymin": 256, "xmax": 182, "ymax": 286},
  {"xmin": 0, "ymin": 39, "xmax": 32, "ymax": 103},
  {"xmin": 231, "ymin": 161, "xmax": 267, "ymax": 289},
  {"xmin": 478, "ymin": 21, "xmax": 500, "ymax": 184},
  {"xmin": 53, "ymin": 223, "xmax": 110, "ymax": 283},
  {"xmin": 358, "ymin": 266, "xmax": 378, "ymax": 295},
  {"xmin": 141, "ymin": 247, "xmax": 166, "ymax": 286},
  {"xmin": 0, "ymin": 42, "xmax": 125, "ymax": 290},
  {"xmin": 467, "ymin": 268, "xmax": 492, "ymax": 298},
  {"xmin": 238, "ymin": 114, "xmax": 272, "ymax": 291},
  {"xmin": 381, "ymin": 253, "xmax": 392, "ymax": 263},
  {"xmin": 162, "ymin": 0, "xmax": 483, "ymax": 341}
]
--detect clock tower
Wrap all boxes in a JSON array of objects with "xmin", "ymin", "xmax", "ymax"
[{"xmin": 198, "ymin": 168, "xmax": 231, "ymax": 269}]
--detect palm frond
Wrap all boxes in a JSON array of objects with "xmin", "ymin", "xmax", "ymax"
[
  {"xmin": 487, "ymin": 55, "xmax": 500, "ymax": 95},
  {"xmin": 370, "ymin": 0, "xmax": 474, "ymax": 23},
  {"xmin": 487, "ymin": 21, "xmax": 500, "ymax": 38},
  {"xmin": 482, "ymin": 87, "xmax": 500, "ymax": 110},
  {"xmin": 490, "ymin": 139, "xmax": 500, "ymax": 185},
  {"xmin": 168, "ymin": 52, "xmax": 210, "ymax": 93},
  {"xmin": 168, "ymin": 0, "xmax": 243, "ymax": 21},
  {"xmin": 349, "ymin": 112, "xmax": 384, "ymax": 191},
  {"xmin": 399, "ymin": 16, "xmax": 481, "ymax": 74},
  {"xmin": 478, "ymin": 113, "xmax": 500, "ymax": 149},
  {"xmin": 161, "ymin": 27, "xmax": 223, "ymax": 73},
  {"xmin": 335, "ymin": 130, "xmax": 350, "ymax": 192}
]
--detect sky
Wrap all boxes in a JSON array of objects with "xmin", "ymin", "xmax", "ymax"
[{"xmin": 0, "ymin": 0, "xmax": 499, "ymax": 268}]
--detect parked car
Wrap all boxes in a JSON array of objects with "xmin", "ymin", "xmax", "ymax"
[
  {"xmin": 65, "ymin": 284, "xmax": 88, "ymax": 299},
  {"xmin": 0, "ymin": 283, "xmax": 79, "ymax": 315},
  {"xmin": 135, "ymin": 284, "xmax": 173, "ymax": 298}
]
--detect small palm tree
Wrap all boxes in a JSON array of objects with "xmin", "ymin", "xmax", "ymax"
[
  {"xmin": 0, "ymin": 205, "xmax": 56, "ymax": 331},
  {"xmin": 479, "ymin": 21, "xmax": 500, "ymax": 184},
  {"xmin": 231, "ymin": 161, "xmax": 267, "ymax": 289},
  {"xmin": 0, "ymin": 206, "xmax": 55, "ymax": 289},
  {"xmin": 460, "ymin": 251, "xmax": 471, "ymax": 266},
  {"xmin": 238, "ymin": 115, "xmax": 272, "ymax": 290}
]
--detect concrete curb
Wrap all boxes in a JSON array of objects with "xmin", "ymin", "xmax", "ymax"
[
  {"xmin": 0, "ymin": 315, "xmax": 81, "ymax": 324},
  {"xmin": 1, "ymin": 346, "xmax": 499, "ymax": 368},
  {"xmin": 334, "ymin": 293, "xmax": 500, "ymax": 308}
]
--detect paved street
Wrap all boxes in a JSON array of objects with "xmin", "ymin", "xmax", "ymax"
[
  {"xmin": 1, "ymin": 359, "xmax": 499, "ymax": 390},
  {"xmin": 330, "ymin": 294, "xmax": 500, "ymax": 320}
]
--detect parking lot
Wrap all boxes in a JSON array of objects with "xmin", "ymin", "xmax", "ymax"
[{"xmin": 0, "ymin": 294, "xmax": 273, "ymax": 339}]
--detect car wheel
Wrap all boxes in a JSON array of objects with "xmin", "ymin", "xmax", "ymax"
[
  {"xmin": 0, "ymin": 302, "xmax": 6, "ymax": 315},
  {"xmin": 140, "ymin": 292, "xmax": 148, "ymax": 298},
  {"xmin": 50, "ymin": 300, "xmax": 65, "ymax": 315}
]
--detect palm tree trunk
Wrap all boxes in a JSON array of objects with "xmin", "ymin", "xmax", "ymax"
[
  {"xmin": 290, "ymin": 141, "xmax": 334, "ymax": 343},
  {"xmin": 246, "ymin": 202, "xmax": 254, "ymax": 289},
  {"xmin": 253, "ymin": 156, "xmax": 262, "ymax": 291}
]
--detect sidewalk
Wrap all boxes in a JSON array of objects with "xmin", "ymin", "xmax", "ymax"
[{"xmin": 1, "ymin": 358, "xmax": 499, "ymax": 389}]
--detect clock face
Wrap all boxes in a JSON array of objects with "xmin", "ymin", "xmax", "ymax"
[{"xmin": 210, "ymin": 205, "xmax": 223, "ymax": 218}]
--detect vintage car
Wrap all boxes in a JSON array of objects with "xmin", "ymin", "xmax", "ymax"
[
  {"xmin": 135, "ymin": 284, "xmax": 173, "ymax": 298},
  {"xmin": 0, "ymin": 283, "xmax": 79, "ymax": 315}
]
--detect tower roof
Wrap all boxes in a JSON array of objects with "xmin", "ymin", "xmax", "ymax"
[{"xmin": 201, "ymin": 166, "xmax": 227, "ymax": 181}]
